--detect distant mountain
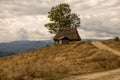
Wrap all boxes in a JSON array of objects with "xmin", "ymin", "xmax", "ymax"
[
  {"xmin": 0, "ymin": 51, "xmax": 15, "ymax": 57},
  {"xmin": 0, "ymin": 38, "xmax": 111, "ymax": 57},
  {"xmin": 0, "ymin": 40, "xmax": 54, "ymax": 57}
]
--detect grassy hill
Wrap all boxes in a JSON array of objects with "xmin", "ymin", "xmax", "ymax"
[
  {"xmin": 102, "ymin": 40, "xmax": 120, "ymax": 52},
  {"xmin": 0, "ymin": 41, "xmax": 120, "ymax": 80}
]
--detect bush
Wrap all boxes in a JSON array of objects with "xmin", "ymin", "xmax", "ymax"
[{"xmin": 114, "ymin": 37, "xmax": 120, "ymax": 41}]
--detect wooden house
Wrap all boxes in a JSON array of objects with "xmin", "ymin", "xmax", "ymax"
[{"xmin": 53, "ymin": 27, "xmax": 81, "ymax": 44}]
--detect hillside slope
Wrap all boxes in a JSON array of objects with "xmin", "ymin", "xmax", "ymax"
[
  {"xmin": 92, "ymin": 41, "xmax": 120, "ymax": 56},
  {"xmin": 0, "ymin": 41, "xmax": 120, "ymax": 80},
  {"xmin": 102, "ymin": 40, "xmax": 120, "ymax": 52}
]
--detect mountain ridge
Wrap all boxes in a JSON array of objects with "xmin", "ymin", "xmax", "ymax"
[{"xmin": 0, "ymin": 40, "xmax": 54, "ymax": 57}]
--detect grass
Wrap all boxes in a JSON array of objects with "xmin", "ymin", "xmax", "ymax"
[
  {"xmin": 0, "ymin": 41, "xmax": 120, "ymax": 80},
  {"xmin": 101, "ymin": 40, "xmax": 120, "ymax": 52}
]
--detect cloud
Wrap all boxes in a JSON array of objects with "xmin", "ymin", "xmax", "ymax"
[
  {"xmin": 0, "ymin": 15, "xmax": 53, "ymax": 42},
  {"xmin": 0, "ymin": 0, "xmax": 120, "ymax": 42},
  {"xmin": 80, "ymin": 12, "xmax": 120, "ymax": 37},
  {"xmin": 78, "ymin": 29, "xmax": 113, "ymax": 39},
  {"xmin": 0, "ymin": 0, "xmax": 55, "ymax": 18}
]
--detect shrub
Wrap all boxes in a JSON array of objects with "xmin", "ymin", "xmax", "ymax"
[{"xmin": 114, "ymin": 37, "xmax": 119, "ymax": 41}]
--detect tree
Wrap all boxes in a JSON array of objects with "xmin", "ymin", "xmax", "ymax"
[{"xmin": 45, "ymin": 3, "xmax": 80, "ymax": 34}]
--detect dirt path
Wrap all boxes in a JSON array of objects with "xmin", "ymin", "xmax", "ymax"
[
  {"xmin": 62, "ymin": 68, "xmax": 120, "ymax": 80},
  {"xmin": 91, "ymin": 41, "xmax": 120, "ymax": 56},
  {"xmin": 61, "ymin": 41, "xmax": 120, "ymax": 80}
]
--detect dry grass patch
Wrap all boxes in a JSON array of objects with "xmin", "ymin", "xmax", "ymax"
[
  {"xmin": 101, "ymin": 40, "xmax": 120, "ymax": 52},
  {"xmin": 0, "ymin": 41, "xmax": 120, "ymax": 80}
]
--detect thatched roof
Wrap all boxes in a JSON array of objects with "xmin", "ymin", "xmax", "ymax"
[{"xmin": 53, "ymin": 27, "xmax": 81, "ymax": 41}]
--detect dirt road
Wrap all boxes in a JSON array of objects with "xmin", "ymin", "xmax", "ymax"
[
  {"xmin": 92, "ymin": 41, "xmax": 120, "ymax": 56},
  {"xmin": 62, "ymin": 68, "xmax": 120, "ymax": 80},
  {"xmin": 62, "ymin": 41, "xmax": 120, "ymax": 80}
]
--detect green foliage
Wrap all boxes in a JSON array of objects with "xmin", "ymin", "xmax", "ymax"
[{"xmin": 45, "ymin": 3, "xmax": 80, "ymax": 34}]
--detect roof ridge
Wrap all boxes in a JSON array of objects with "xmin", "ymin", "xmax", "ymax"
[{"xmin": 53, "ymin": 27, "xmax": 81, "ymax": 40}]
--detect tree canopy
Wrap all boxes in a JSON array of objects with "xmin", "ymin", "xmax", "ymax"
[{"xmin": 45, "ymin": 3, "xmax": 80, "ymax": 34}]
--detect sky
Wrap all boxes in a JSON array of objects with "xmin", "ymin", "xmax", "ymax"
[{"xmin": 0, "ymin": 0, "xmax": 120, "ymax": 42}]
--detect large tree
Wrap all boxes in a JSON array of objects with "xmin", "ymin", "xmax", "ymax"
[{"xmin": 45, "ymin": 3, "xmax": 80, "ymax": 34}]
